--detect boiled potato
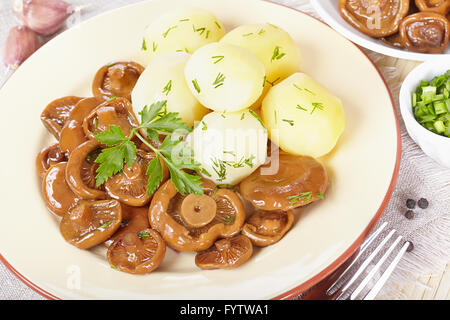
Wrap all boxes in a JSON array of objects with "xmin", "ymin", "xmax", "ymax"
[
  {"xmin": 131, "ymin": 51, "xmax": 209, "ymax": 127},
  {"xmin": 262, "ymin": 73, "xmax": 345, "ymax": 158},
  {"xmin": 187, "ymin": 109, "xmax": 267, "ymax": 185},
  {"xmin": 142, "ymin": 8, "xmax": 225, "ymax": 62},
  {"xmin": 184, "ymin": 42, "xmax": 266, "ymax": 112},
  {"xmin": 221, "ymin": 23, "xmax": 301, "ymax": 108}
]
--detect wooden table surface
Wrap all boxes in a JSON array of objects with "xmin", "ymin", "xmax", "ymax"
[{"xmin": 375, "ymin": 57, "xmax": 449, "ymax": 300}]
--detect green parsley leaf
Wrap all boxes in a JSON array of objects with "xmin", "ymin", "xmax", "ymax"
[
  {"xmin": 94, "ymin": 125, "xmax": 127, "ymax": 146},
  {"xmin": 146, "ymin": 157, "xmax": 163, "ymax": 196},
  {"xmin": 94, "ymin": 99, "xmax": 204, "ymax": 197},
  {"xmin": 94, "ymin": 140, "xmax": 137, "ymax": 186}
]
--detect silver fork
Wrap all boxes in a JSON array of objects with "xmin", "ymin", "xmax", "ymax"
[{"xmin": 326, "ymin": 222, "xmax": 413, "ymax": 300}]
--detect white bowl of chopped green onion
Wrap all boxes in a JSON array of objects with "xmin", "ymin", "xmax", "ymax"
[{"xmin": 399, "ymin": 61, "xmax": 450, "ymax": 168}]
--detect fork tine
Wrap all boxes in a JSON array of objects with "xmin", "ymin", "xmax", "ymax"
[
  {"xmin": 335, "ymin": 229, "xmax": 397, "ymax": 300},
  {"xmin": 326, "ymin": 222, "xmax": 388, "ymax": 296},
  {"xmin": 362, "ymin": 241, "xmax": 412, "ymax": 300},
  {"xmin": 349, "ymin": 235, "xmax": 403, "ymax": 300}
]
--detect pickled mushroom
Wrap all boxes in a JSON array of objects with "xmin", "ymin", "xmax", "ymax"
[
  {"xmin": 239, "ymin": 154, "xmax": 327, "ymax": 211},
  {"xmin": 415, "ymin": 0, "xmax": 450, "ymax": 15},
  {"xmin": 40, "ymin": 96, "xmax": 83, "ymax": 139},
  {"xmin": 83, "ymin": 97, "xmax": 139, "ymax": 140},
  {"xmin": 242, "ymin": 210, "xmax": 294, "ymax": 246},
  {"xmin": 36, "ymin": 143, "xmax": 68, "ymax": 179},
  {"xmin": 195, "ymin": 235, "xmax": 253, "ymax": 269},
  {"xmin": 104, "ymin": 206, "xmax": 150, "ymax": 248},
  {"xmin": 338, "ymin": 0, "xmax": 411, "ymax": 37},
  {"xmin": 59, "ymin": 97, "xmax": 105, "ymax": 154},
  {"xmin": 148, "ymin": 179, "xmax": 246, "ymax": 252},
  {"xmin": 66, "ymin": 140, "xmax": 106, "ymax": 200},
  {"xmin": 107, "ymin": 228, "xmax": 166, "ymax": 274},
  {"xmin": 104, "ymin": 150, "xmax": 168, "ymax": 206},
  {"xmin": 42, "ymin": 162, "xmax": 80, "ymax": 216},
  {"xmin": 399, "ymin": 11, "xmax": 450, "ymax": 53},
  {"xmin": 60, "ymin": 199, "xmax": 122, "ymax": 249},
  {"xmin": 92, "ymin": 61, "xmax": 144, "ymax": 101}
]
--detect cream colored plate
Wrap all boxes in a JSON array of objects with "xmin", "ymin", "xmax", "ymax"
[{"xmin": 0, "ymin": 0, "xmax": 399, "ymax": 299}]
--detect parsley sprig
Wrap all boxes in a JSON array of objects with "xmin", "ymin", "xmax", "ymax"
[{"xmin": 94, "ymin": 100, "xmax": 203, "ymax": 196}]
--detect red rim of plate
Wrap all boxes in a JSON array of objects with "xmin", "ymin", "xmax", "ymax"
[{"xmin": 0, "ymin": 0, "xmax": 401, "ymax": 300}]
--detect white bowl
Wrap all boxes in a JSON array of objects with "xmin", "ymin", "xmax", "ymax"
[
  {"xmin": 311, "ymin": 0, "xmax": 450, "ymax": 61},
  {"xmin": 399, "ymin": 61, "xmax": 450, "ymax": 168}
]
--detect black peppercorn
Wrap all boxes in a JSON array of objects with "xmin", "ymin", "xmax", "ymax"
[
  {"xmin": 418, "ymin": 198, "xmax": 428, "ymax": 209},
  {"xmin": 406, "ymin": 199, "xmax": 416, "ymax": 209},
  {"xmin": 406, "ymin": 241, "xmax": 414, "ymax": 252},
  {"xmin": 405, "ymin": 210, "xmax": 414, "ymax": 219}
]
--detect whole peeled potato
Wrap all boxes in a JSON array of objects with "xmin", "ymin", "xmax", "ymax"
[
  {"xmin": 184, "ymin": 42, "xmax": 266, "ymax": 112},
  {"xmin": 262, "ymin": 73, "xmax": 345, "ymax": 158},
  {"xmin": 187, "ymin": 109, "xmax": 268, "ymax": 185},
  {"xmin": 142, "ymin": 8, "xmax": 225, "ymax": 62},
  {"xmin": 221, "ymin": 23, "xmax": 301, "ymax": 108},
  {"xmin": 131, "ymin": 51, "xmax": 209, "ymax": 127}
]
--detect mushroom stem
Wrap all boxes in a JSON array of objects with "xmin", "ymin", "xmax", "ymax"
[
  {"xmin": 180, "ymin": 194, "xmax": 217, "ymax": 228},
  {"xmin": 69, "ymin": 203, "xmax": 92, "ymax": 228}
]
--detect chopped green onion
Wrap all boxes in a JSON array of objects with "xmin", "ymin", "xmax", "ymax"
[{"xmin": 412, "ymin": 70, "xmax": 450, "ymax": 137}]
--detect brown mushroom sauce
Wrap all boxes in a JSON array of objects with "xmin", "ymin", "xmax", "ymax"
[
  {"xmin": 36, "ymin": 60, "xmax": 330, "ymax": 274},
  {"xmin": 339, "ymin": 0, "xmax": 450, "ymax": 53}
]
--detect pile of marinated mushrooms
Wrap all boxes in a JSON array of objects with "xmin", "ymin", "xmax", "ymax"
[
  {"xmin": 339, "ymin": 0, "xmax": 450, "ymax": 54},
  {"xmin": 36, "ymin": 60, "xmax": 329, "ymax": 274}
]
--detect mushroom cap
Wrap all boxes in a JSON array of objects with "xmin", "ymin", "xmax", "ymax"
[
  {"xmin": 415, "ymin": 0, "xmax": 450, "ymax": 15},
  {"xmin": 42, "ymin": 162, "xmax": 80, "ymax": 216},
  {"xmin": 104, "ymin": 149, "xmax": 168, "ymax": 206},
  {"xmin": 195, "ymin": 235, "xmax": 253, "ymax": 269},
  {"xmin": 148, "ymin": 179, "xmax": 246, "ymax": 252},
  {"xmin": 104, "ymin": 205, "xmax": 150, "ymax": 248},
  {"xmin": 92, "ymin": 61, "xmax": 145, "ymax": 101},
  {"xmin": 83, "ymin": 97, "xmax": 139, "ymax": 140},
  {"xmin": 60, "ymin": 199, "xmax": 122, "ymax": 249},
  {"xmin": 59, "ymin": 97, "xmax": 105, "ymax": 154},
  {"xmin": 36, "ymin": 143, "xmax": 68, "ymax": 179},
  {"xmin": 239, "ymin": 154, "xmax": 327, "ymax": 211},
  {"xmin": 242, "ymin": 210, "xmax": 294, "ymax": 247},
  {"xmin": 399, "ymin": 12, "xmax": 450, "ymax": 53},
  {"xmin": 338, "ymin": 0, "xmax": 410, "ymax": 37},
  {"xmin": 107, "ymin": 228, "xmax": 166, "ymax": 274},
  {"xmin": 66, "ymin": 139, "xmax": 106, "ymax": 200},
  {"xmin": 40, "ymin": 96, "xmax": 84, "ymax": 139}
]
